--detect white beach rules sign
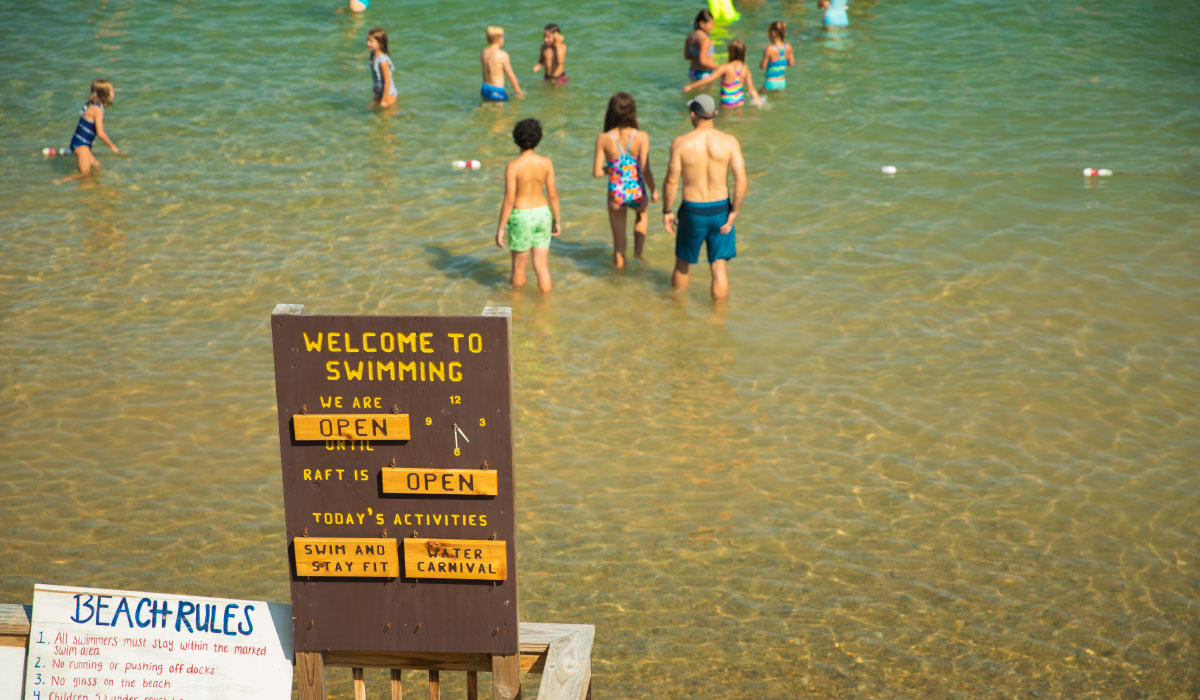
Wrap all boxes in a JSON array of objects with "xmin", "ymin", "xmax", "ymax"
[{"xmin": 23, "ymin": 584, "xmax": 293, "ymax": 700}]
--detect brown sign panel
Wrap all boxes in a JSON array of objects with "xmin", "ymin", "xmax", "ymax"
[
  {"xmin": 271, "ymin": 309, "xmax": 517, "ymax": 655},
  {"xmin": 294, "ymin": 537, "xmax": 400, "ymax": 577}
]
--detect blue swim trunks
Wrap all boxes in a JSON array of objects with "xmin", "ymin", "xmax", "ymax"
[
  {"xmin": 675, "ymin": 199, "xmax": 736, "ymax": 264},
  {"xmin": 481, "ymin": 83, "xmax": 508, "ymax": 101},
  {"xmin": 688, "ymin": 69, "xmax": 712, "ymax": 82}
]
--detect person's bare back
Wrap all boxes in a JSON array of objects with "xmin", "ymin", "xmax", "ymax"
[
  {"xmin": 481, "ymin": 45, "xmax": 509, "ymax": 87},
  {"xmin": 671, "ymin": 127, "xmax": 742, "ymax": 204},
  {"xmin": 509, "ymin": 151, "xmax": 554, "ymax": 209}
]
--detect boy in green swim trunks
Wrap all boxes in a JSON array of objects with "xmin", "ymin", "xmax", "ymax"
[{"xmin": 496, "ymin": 118, "xmax": 561, "ymax": 292}]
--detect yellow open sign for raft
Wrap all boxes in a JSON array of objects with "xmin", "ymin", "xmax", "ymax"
[
  {"xmin": 403, "ymin": 538, "xmax": 507, "ymax": 581},
  {"xmin": 293, "ymin": 414, "xmax": 411, "ymax": 441},
  {"xmin": 294, "ymin": 537, "xmax": 399, "ymax": 578},
  {"xmin": 382, "ymin": 468, "xmax": 498, "ymax": 496}
]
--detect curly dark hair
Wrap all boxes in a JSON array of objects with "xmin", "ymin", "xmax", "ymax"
[
  {"xmin": 513, "ymin": 118, "xmax": 542, "ymax": 151},
  {"xmin": 603, "ymin": 92, "xmax": 638, "ymax": 132}
]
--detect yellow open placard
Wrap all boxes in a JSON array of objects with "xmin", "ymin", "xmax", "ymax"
[
  {"xmin": 403, "ymin": 538, "xmax": 507, "ymax": 581},
  {"xmin": 382, "ymin": 468, "xmax": 498, "ymax": 496},
  {"xmin": 293, "ymin": 414, "xmax": 411, "ymax": 441},
  {"xmin": 293, "ymin": 537, "xmax": 399, "ymax": 578}
]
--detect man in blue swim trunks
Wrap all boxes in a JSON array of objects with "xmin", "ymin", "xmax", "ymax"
[{"xmin": 662, "ymin": 94, "xmax": 747, "ymax": 300}]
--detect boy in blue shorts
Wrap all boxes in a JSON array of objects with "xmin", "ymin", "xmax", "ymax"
[{"xmin": 662, "ymin": 95, "xmax": 748, "ymax": 300}]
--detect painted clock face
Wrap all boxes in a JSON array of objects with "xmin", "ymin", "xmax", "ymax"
[{"xmin": 272, "ymin": 312, "xmax": 518, "ymax": 655}]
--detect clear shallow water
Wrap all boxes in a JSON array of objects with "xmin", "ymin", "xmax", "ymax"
[{"xmin": 2, "ymin": 0, "xmax": 1199, "ymax": 698}]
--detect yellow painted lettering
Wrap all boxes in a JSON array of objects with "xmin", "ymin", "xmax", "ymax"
[
  {"xmin": 302, "ymin": 332, "xmax": 323, "ymax": 352},
  {"xmin": 449, "ymin": 362, "xmax": 463, "ymax": 382},
  {"xmin": 420, "ymin": 332, "xmax": 434, "ymax": 353},
  {"xmin": 447, "ymin": 333, "xmax": 463, "ymax": 352},
  {"xmin": 325, "ymin": 360, "xmax": 341, "ymax": 380},
  {"xmin": 362, "ymin": 332, "xmax": 377, "ymax": 352}
]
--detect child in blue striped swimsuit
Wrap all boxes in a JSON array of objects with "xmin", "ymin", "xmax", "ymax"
[
  {"xmin": 366, "ymin": 28, "xmax": 397, "ymax": 108},
  {"xmin": 760, "ymin": 21, "xmax": 794, "ymax": 91},
  {"xmin": 57, "ymin": 79, "xmax": 118, "ymax": 184}
]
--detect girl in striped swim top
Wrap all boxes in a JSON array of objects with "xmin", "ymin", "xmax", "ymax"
[
  {"xmin": 57, "ymin": 79, "xmax": 118, "ymax": 184},
  {"xmin": 682, "ymin": 39, "xmax": 762, "ymax": 108},
  {"xmin": 760, "ymin": 21, "xmax": 795, "ymax": 91}
]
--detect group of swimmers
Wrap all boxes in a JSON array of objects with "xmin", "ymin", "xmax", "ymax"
[
  {"xmin": 477, "ymin": 5, "xmax": 843, "ymax": 301},
  {"xmin": 59, "ymin": 2, "xmax": 852, "ymax": 299}
]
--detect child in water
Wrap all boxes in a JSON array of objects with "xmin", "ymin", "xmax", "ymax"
[
  {"xmin": 481, "ymin": 26, "xmax": 523, "ymax": 101},
  {"xmin": 57, "ymin": 79, "xmax": 118, "ymax": 183},
  {"xmin": 496, "ymin": 119, "xmax": 560, "ymax": 292},
  {"xmin": 592, "ymin": 93, "xmax": 657, "ymax": 269},
  {"xmin": 367, "ymin": 28, "xmax": 397, "ymax": 108},
  {"xmin": 683, "ymin": 39, "xmax": 763, "ymax": 108},
  {"xmin": 819, "ymin": 0, "xmax": 850, "ymax": 27},
  {"xmin": 532, "ymin": 23, "xmax": 567, "ymax": 85},
  {"xmin": 684, "ymin": 9, "xmax": 717, "ymax": 81},
  {"xmin": 760, "ymin": 21, "xmax": 794, "ymax": 91}
]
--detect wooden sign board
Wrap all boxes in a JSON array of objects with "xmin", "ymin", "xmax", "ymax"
[
  {"xmin": 403, "ymin": 538, "xmax": 508, "ymax": 580},
  {"xmin": 293, "ymin": 414, "xmax": 411, "ymax": 441},
  {"xmin": 271, "ymin": 307, "xmax": 518, "ymax": 656},
  {"xmin": 382, "ymin": 467, "xmax": 499, "ymax": 496},
  {"xmin": 293, "ymin": 537, "xmax": 399, "ymax": 577},
  {"xmin": 22, "ymin": 583, "xmax": 293, "ymax": 700}
]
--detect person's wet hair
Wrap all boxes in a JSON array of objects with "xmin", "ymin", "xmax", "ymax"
[
  {"xmin": 603, "ymin": 92, "xmax": 639, "ymax": 132},
  {"xmin": 513, "ymin": 118, "xmax": 543, "ymax": 150}
]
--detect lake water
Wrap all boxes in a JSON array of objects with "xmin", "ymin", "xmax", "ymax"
[{"xmin": 1, "ymin": 0, "xmax": 1198, "ymax": 697}]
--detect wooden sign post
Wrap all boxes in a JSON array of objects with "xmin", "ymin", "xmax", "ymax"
[{"xmin": 271, "ymin": 305, "xmax": 520, "ymax": 698}]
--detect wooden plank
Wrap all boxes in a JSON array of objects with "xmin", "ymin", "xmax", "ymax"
[
  {"xmin": 325, "ymin": 650, "xmax": 492, "ymax": 672},
  {"xmin": 521, "ymin": 653, "xmax": 544, "ymax": 674},
  {"xmin": 428, "ymin": 669, "xmax": 440, "ymax": 700},
  {"xmin": 467, "ymin": 671, "xmax": 478, "ymax": 700},
  {"xmin": 0, "ymin": 603, "xmax": 31, "ymax": 636},
  {"xmin": 295, "ymin": 651, "xmax": 327, "ymax": 700},
  {"xmin": 293, "ymin": 413, "xmax": 411, "ymax": 441},
  {"xmin": 491, "ymin": 653, "xmax": 521, "ymax": 700},
  {"xmin": 403, "ymin": 538, "xmax": 507, "ymax": 581},
  {"xmin": 530, "ymin": 624, "xmax": 594, "ymax": 700},
  {"xmin": 353, "ymin": 667, "xmax": 366, "ymax": 700},
  {"xmin": 294, "ymin": 537, "xmax": 399, "ymax": 578},
  {"xmin": 382, "ymin": 468, "xmax": 498, "ymax": 496},
  {"xmin": 391, "ymin": 668, "xmax": 404, "ymax": 700}
]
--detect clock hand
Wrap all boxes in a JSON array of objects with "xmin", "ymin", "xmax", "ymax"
[{"xmin": 455, "ymin": 424, "xmax": 471, "ymax": 443}]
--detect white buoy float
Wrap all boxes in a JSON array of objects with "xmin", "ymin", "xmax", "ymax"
[
  {"xmin": 881, "ymin": 165, "xmax": 897, "ymax": 175},
  {"xmin": 452, "ymin": 160, "xmax": 481, "ymax": 170},
  {"xmin": 1082, "ymin": 167, "xmax": 1112, "ymax": 177}
]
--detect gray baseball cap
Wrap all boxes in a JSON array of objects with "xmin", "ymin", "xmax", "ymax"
[{"xmin": 688, "ymin": 94, "xmax": 717, "ymax": 119}]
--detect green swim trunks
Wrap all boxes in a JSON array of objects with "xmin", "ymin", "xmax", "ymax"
[{"xmin": 506, "ymin": 205, "xmax": 553, "ymax": 252}]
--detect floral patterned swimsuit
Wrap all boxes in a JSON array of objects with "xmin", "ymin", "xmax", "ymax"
[{"xmin": 605, "ymin": 129, "xmax": 646, "ymax": 208}]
